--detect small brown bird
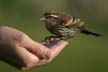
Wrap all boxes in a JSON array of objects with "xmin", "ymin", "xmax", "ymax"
[{"xmin": 40, "ymin": 12, "xmax": 101, "ymax": 40}]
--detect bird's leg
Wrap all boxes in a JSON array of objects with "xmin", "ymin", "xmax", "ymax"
[
  {"xmin": 45, "ymin": 36, "xmax": 59, "ymax": 44},
  {"xmin": 59, "ymin": 36, "xmax": 68, "ymax": 41}
]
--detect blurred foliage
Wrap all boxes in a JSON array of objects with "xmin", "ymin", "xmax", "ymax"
[{"xmin": 0, "ymin": 0, "xmax": 108, "ymax": 72}]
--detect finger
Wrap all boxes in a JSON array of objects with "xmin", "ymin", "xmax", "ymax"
[
  {"xmin": 49, "ymin": 39, "xmax": 68, "ymax": 47},
  {"xmin": 43, "ymin": 40, "xmax": 69, "ymax": 61},
  {"xmin": 53, "ymin": 40, "xmax": 69, "ymax": 47},
  {"xmin": 15, "ymin": 46, "xmax": 40, "ymax": 69}
]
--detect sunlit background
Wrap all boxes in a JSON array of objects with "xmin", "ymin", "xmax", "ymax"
[{"xmin": 0, "ymin": 0, "xmax": 108, "ymax": 72}]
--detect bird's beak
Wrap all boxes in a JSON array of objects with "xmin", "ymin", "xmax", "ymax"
[{"xmin": 40, "ymin": 16, "xmax": 46, "ymax": 21}]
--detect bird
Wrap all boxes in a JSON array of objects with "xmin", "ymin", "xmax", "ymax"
[{"xmin": 40, "ymin": 11, "xmax": 101, "ymax": 40}]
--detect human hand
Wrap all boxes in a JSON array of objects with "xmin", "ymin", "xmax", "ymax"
[
  {"xmin": 20, "ymin": 37, "xmax": 68, "ymax": 70},
  {"xmin": 0, "ymin": 26, "xmax": 68, "ymax": 70}
]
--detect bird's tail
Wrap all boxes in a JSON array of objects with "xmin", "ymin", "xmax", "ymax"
[{"xmin": 80, "ymin": 29, "xmax": 101, "ymax": 36}]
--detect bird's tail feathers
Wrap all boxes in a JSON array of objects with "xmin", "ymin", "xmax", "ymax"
[{"xmin": 80, "ymin": 29, "xmax": 101, "ymax": 36}]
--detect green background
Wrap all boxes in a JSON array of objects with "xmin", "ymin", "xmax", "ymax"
[{"xmin": 0, "ymin": 0, "xmax": 108, "ymax": 72}]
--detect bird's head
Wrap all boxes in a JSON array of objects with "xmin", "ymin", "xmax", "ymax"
[{"xmin": 40, "ymin": 12, "xmax": 73, "ymax": 26}]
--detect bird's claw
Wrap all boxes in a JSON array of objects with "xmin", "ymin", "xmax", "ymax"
[{"xmin": 45, "ymin": 36, "xmax": 57, "ymax": 41}]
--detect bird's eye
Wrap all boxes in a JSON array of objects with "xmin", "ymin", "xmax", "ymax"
[
  {"xmin": 45, "ymin": 15, "xmax": 51, "ymax": 19},
  {"xmin": 48, "ymin": 15, "xmax": 52, "ymax": 18},
  {"xmin": 45, "ymin": 14, "xmax": 59, "ymax": 19}
]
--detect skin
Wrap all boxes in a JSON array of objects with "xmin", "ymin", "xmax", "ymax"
[{"xmin": 0, "ymin": 26, "xmax": 68, "ymax": 70}]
